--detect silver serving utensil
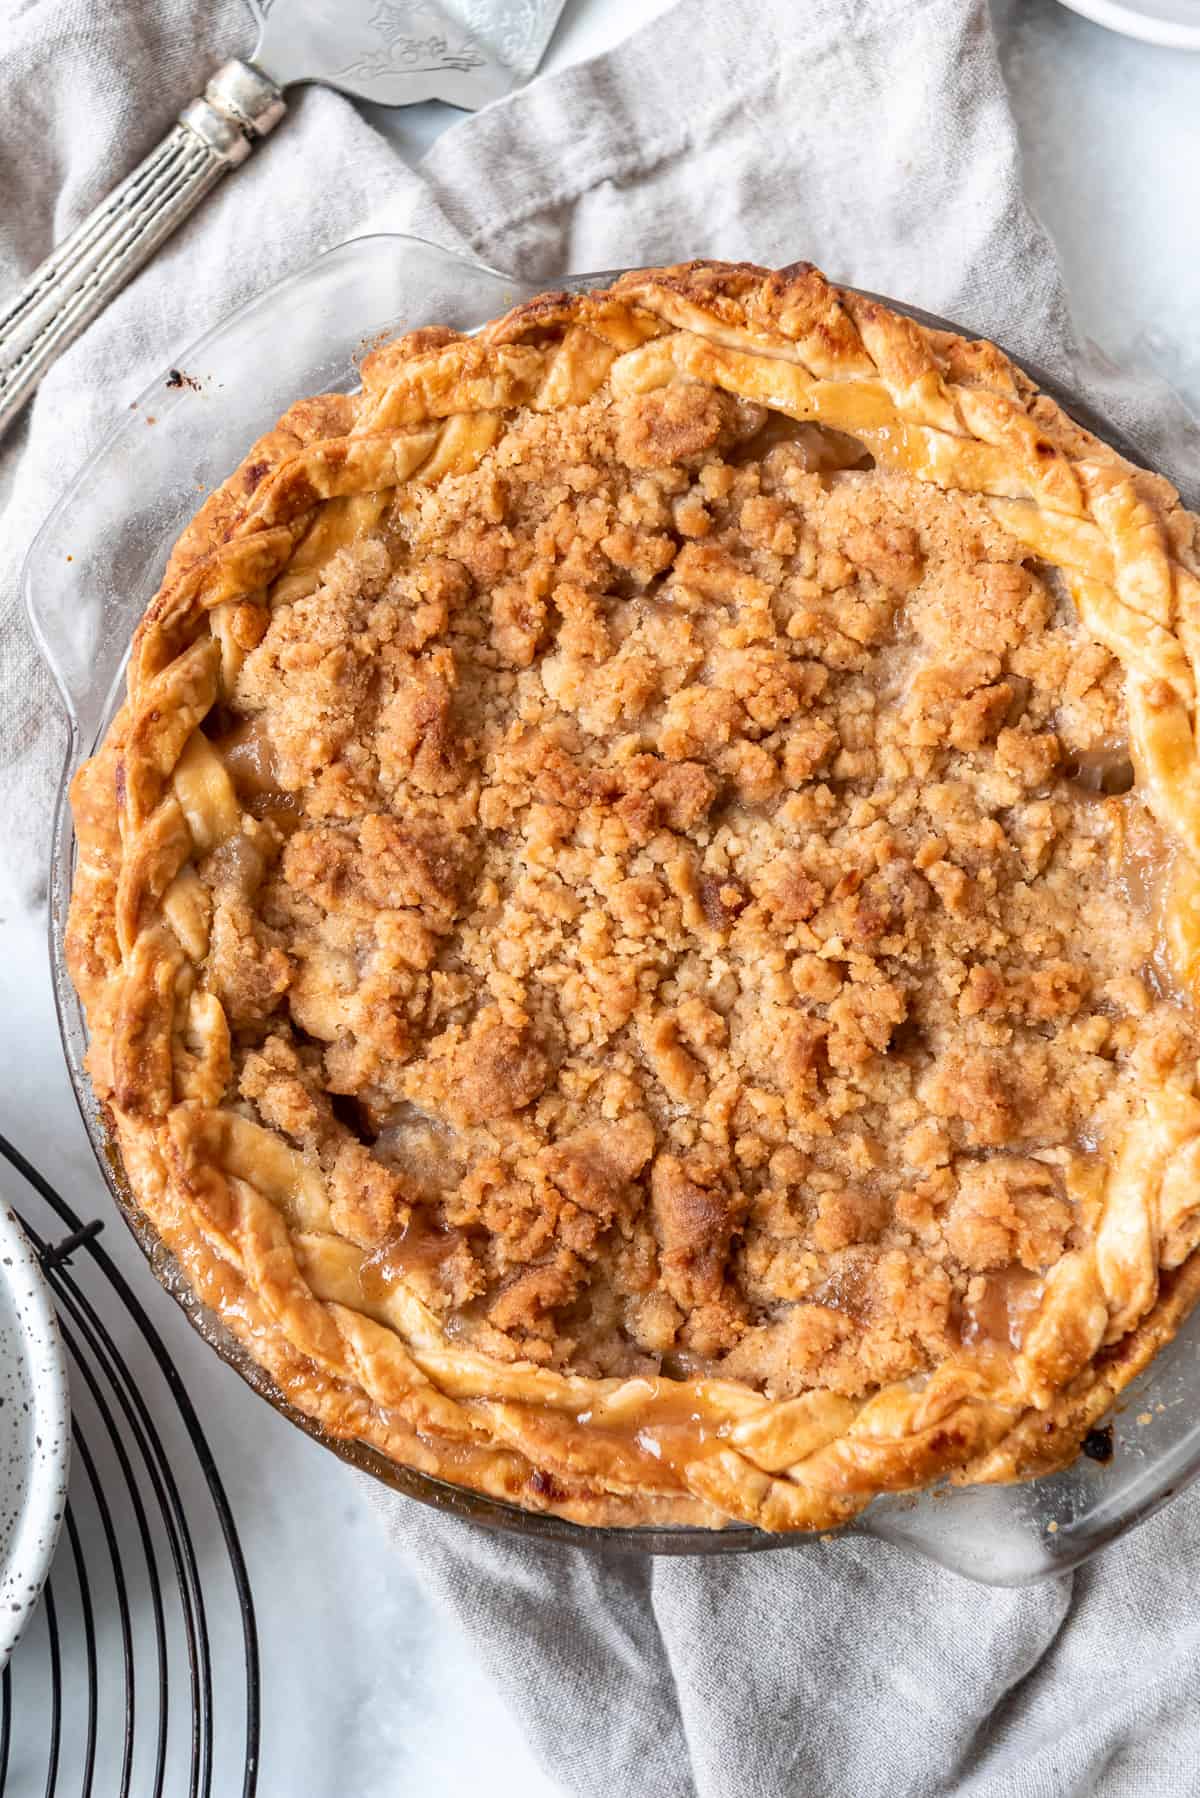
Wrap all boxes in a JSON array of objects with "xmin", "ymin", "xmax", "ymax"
[{"xmin": 0, "ymin": 0, "xmax": 565, "ymax": 441}]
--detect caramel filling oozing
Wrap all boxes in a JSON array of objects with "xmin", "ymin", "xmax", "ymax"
[
  {"xmin": 1064, "ymin": 738, "xmax": 1136, "ymax": 797},
  {"xmin": 961, "ymin": 1265, "xmax": 1044, "ymax": 1351},
  {"xmin": 214, "ymin": 714, "xmax": 303, "ymax": 832}
]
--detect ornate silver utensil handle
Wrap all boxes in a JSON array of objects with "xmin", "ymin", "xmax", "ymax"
[{"xmin": 0, "ymin": 62, "xmax": 284, "ymax": 441}]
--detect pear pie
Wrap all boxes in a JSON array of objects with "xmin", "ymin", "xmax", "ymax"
[{"xmin": 66, "ymin": 262, "xmax": 1200, "ymax": 1532}]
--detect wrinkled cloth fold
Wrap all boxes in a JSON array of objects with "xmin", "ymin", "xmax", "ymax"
[{"xmin": 3, "ymin": 0, "xmax": 1200, "ymax": 1792}]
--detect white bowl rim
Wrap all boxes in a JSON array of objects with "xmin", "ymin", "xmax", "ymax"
[
  {"xmin": 1055, "ymin": 0, "xmax": 1200, "ymax": 49},
  {"xmin": 0, "ymin": 1197, "xmax": 71, "ymax": 1668}
]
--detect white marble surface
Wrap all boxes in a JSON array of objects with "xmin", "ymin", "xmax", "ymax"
[
  {"xmin": 3, "ymin": 2, "xmax": 1198, "ymax": 1793},
  {"xmin": 993, "ymin": 0, "xmax": 1200, "ymax": 416}
]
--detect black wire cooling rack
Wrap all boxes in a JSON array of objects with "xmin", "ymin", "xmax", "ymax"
[{"xmin": 0, "ymin": 1133, "xmax": 260, "ymax": 1798}]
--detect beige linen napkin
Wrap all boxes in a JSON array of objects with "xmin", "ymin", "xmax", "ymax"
[{"xmin": 4, "ymin": 1, "xmax": 1200, "ymax": 1793}]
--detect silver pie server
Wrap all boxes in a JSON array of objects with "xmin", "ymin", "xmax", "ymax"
[{"xmin": 0, "ymin": 0, "xmax": 565, "ymax": 441}]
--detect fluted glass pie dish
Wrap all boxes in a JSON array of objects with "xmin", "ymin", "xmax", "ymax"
[{"xmin": 29, "ymin": 233, "xmax": 1200, "ymax": 1583}]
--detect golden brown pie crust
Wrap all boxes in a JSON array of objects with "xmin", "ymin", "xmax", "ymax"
[{"xmin": 66, "ymin": 261, "xmax": 1200, "ymax": 1532}]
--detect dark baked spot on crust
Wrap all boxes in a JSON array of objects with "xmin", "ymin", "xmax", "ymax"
[{"xmin": 528, "ymin": 1467, "xmax": 565, "ymax": 1500}]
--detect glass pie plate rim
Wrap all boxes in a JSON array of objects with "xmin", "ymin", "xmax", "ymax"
[{"xmin": 28, "ymin": 231, "xmax": 1200, "ymax": 1584}]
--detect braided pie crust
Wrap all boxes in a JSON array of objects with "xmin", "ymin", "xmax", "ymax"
[{"xmin": 67, "ymin": 262, "xmax": 1200, "ymax": 1532}]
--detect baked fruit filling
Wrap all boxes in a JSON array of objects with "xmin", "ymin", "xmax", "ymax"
[{"xmin": 67, "ymin": 263, "xmax": 1200, "ymax": 1530}]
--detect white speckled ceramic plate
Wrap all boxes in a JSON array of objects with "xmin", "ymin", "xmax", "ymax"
[
  {"xmin": 1055, "ymin": 0, "xmax": 1200, "ymax": 48},
  {"xmin": 0, "ymin": 1201, "xmax": 70, "ymax": 1668}
]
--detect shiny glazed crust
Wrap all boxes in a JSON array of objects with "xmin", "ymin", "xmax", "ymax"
[{"xmin": 66, "ymin": 262, "xmax": 1200, "ymax": 1532}]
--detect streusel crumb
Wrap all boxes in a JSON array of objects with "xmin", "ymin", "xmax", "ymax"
[{"xmin": 199, "ymin": 379, "xmax": 1187, "ymax": 1393}]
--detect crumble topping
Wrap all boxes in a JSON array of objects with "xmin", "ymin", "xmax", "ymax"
[{"xmin": 193, "ymin": 378, "xmax": 1194, "ymax": 1398}]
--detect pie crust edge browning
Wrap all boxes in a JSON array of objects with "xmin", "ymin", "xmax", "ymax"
[{"xmin": 66, "ymin": 261, "xmax": 1200, "ymax": 1532}]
